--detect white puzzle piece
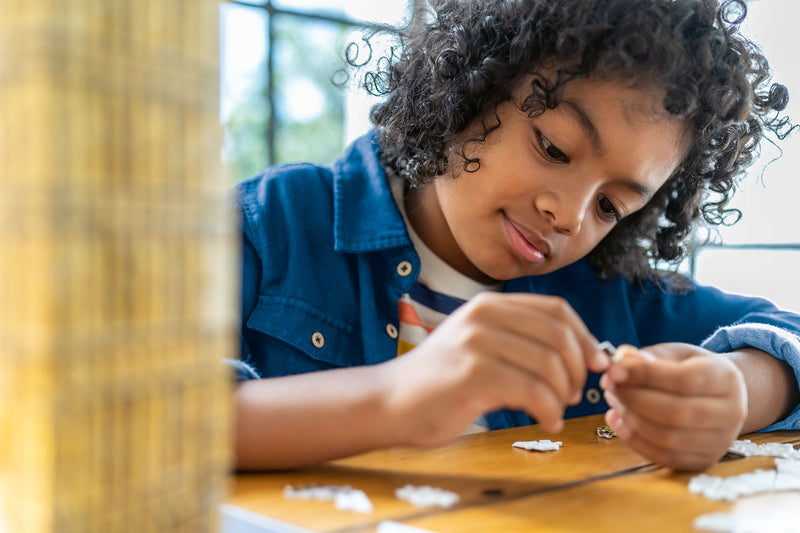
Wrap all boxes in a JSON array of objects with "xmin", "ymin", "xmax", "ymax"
[{"xmin": 512, "ymin": 439, "xmax": 563, "ymax": 452}]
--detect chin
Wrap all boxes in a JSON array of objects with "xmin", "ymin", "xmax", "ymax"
[
  {"xmin": 475, "ymin": 254, "xmax": 555, "ymax": 281},
  {"xmin": 519, "ymin": 261, "xmax": 561, "ymax": 278}
]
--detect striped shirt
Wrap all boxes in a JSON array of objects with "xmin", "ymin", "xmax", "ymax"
[{"xmin": 397, "ymin": 282, "xmax": 466, "ymax": 355}]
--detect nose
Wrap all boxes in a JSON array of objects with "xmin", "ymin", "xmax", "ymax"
[{"xmin": 535, "ymin": 189, "xmax": 588, "ymax": 236}]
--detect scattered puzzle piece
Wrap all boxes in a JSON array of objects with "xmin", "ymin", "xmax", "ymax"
[
  {"xmin": 727, "ymin": 439, "xmax": 800, "ymax": 459},
  {"xmin": 283, "ymin": 484, "xmax": 374, "ymax": 513},
  {"xmin": 688, "ymin": 457, "xmax": 800, "ymax": 502},
  {"xmin": 334, "ymin": 488, "xmax": 374, "ymax": 513},
  {"xmin": 693, "ymin": 493, "xmax": 800, "ymax": 533},
  {"xmin": 597, "ymin": 425, "xmax": 616, "ymax": 439},
  {"xmin": 597, "ymin": 341, "xmax": 616, "ymax": 357},
  {"xmin": 512, "ymin": 439, "xmax": 563, "ymax": 452},
  {"xmin": 395, "ymin": 485, "xmax": 460, "ymax": 508}
]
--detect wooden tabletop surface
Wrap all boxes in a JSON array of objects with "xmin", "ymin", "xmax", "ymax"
[{"xmin": 223, "ymin": 414, "xmax": 800, "ymax": 533}]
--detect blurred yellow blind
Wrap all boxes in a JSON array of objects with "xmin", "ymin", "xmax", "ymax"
[{"xmin": 0, "ymin": 2, "xmax": 236, "ymax": 532}]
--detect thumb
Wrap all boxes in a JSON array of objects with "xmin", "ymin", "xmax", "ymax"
[
  {"xmin": 638, "ymin": 342, "xmax": 708, "ymax": 362},
  {"xmin": 602, "ymin": 345, "xmax": 655, "ymax": 387}
]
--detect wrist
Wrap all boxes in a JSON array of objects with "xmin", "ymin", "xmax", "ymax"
[
  {"xmin": 369, "ymin": 358, "xmax": 424, "ymax": 448},
  {"xmin": 724, "ymin": 347, "xmax": 797, "ymax": 433}
]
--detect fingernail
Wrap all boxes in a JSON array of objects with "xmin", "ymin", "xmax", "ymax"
[
  {"xmin": 599, "ymin": 373, "xmax": 614, "ymax": 392},
  {"xmin": 594, "ymin": 351, "xmax": 611, "ymax": 370},
  {"xmin": 605, "ymin": 409, "xmax": 629, "ymax": 439},
  {"xmin": 609, "ymin": 365, "xmax": 628, "ymax": 383},
  {"xmin": 548, "ymin": 417, "xmax": 564, "ymax": 433},
  {"xmin": 604, "ymin": 390, "xmax": 623, "ymax": 414},
  {"xmin": 569, "ymin": 390, "xmax": 581, "ymax": 404}
]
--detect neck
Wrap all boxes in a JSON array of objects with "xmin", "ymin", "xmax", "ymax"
[{"xmin": 403, "ymin": 184, "xmax": 496, "ymax": 285}]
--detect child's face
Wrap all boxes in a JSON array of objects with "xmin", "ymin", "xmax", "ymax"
[{"xmin": 406, "ymin": 77, "xmax": 689, "ymax": 283}]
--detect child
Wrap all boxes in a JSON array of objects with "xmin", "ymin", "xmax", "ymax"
[{"xmin": 233, "ymin": 0, "xmax": 800, "ymax": 471}]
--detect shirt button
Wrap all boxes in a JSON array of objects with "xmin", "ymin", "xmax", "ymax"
[
  {"xmin": 385, "ymin": 323, "xmax": 398, "ymax": 339},
  {"xmin": 586, "ymin": 387, "xmax": 602, "ymax": 405},
  {"xmin": 396, "ymin": 261, "xmax": 413, "ymax": 277},
  {"xmin": 311, "ymin": 332, "xmax": 325, "ymax": 349}
]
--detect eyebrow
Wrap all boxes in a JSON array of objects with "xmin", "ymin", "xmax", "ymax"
[
  {"xmin": 560, "ymin": 100, "xmax": 653, "ymax": 201},
  {"xmin": 561, "ymin": 100, "xmax": 603, "ymax": 154},
  {"xmin": 618, "ymin": 179, "xmax": 652, "ymax": 201}
]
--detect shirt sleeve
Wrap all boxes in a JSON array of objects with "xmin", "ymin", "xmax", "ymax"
[
  {"xmin": 234, "ymin": 205, "xmax": 264, "ymax": 381},
  {"xmin": 702, "ymin": 322, "xmax": 800, "ymax": 431},
  {"xmin": 224, "ymin": 358, "xmax": 261, "ymax": 381}
]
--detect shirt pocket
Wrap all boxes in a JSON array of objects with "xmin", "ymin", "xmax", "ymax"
[{"xmin": 246, "ymin": 295, "xmax": 364, "ymax": 368}]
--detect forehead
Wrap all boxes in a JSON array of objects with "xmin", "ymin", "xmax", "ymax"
[{"xmin": 517, "ymin": 72, "xmax": 676, "ymax": 118}]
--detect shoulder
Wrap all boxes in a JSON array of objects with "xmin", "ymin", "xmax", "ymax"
[
  {"xmin": 238, "ymin": 162, "xmax": 334, "ymax": 220},
  {"xmin": 529, "ymin": 261, "xmax": 775, "ymax": 320},
  {"xmin": 236, "ymin": 131, "xmax": 384, "ymax": 231},
  {"xmin": 237, "ymin": 164, "xmax": 333, "ymax": 262},
  {"xmin": 628, "ymin": 271, "xmax": 774, "ymax": 313}
]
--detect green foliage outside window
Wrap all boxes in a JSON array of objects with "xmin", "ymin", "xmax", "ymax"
[
  {"xmin": 222, "ymin": 15, "xmax": 351, "ymax": 184},
  {"xmin": 223, "ymin": 88, "xmax": 270, "ymax": 184}
]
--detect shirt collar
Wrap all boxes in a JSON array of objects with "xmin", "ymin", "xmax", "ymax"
[{"xmin": 332, "ymin": 131, "xmax": 412, "ymax": 253}]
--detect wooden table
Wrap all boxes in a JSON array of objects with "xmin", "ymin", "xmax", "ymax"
[{"xmin": 221, "ymin": 414, "xmax": 800, "ymax": 533}]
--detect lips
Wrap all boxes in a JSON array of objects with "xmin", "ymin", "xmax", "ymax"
[{"xmin": 503, "ymin": 213, "xmax": 551, "ymax": 264}]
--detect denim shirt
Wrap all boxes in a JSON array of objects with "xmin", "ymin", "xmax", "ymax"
[{"xmin": 237, "ymin": 131, "xmax": 800, "ymax": 432}]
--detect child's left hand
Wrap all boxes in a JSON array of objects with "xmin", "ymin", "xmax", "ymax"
[{"xmin": 599, "ymin": 343, "xmax": 748, "ymax": 471}]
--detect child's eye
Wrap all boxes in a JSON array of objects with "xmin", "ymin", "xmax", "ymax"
[
  {"xmin": 537, "ymin": 132, "xmax": 570, "ymax": 163},
  {"xmin": 597, "ymin": 195, "xmax": 620, "ymax": 222}
]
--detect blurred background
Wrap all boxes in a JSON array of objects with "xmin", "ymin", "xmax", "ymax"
[{"xmin": 219, "ymin": 0, "xmax": 800, "ymax": 312}]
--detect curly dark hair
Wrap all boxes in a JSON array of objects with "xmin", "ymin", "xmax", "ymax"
[{"xmin": 357, "ymin": 0, "xmax": 792, "ymax": 283}]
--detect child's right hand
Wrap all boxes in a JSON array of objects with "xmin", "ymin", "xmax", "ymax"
[{"xmin": 377, "ymin": 292, "xmax": 608, "ymax": 448}]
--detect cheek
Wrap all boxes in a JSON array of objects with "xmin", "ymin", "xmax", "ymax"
[
  {"xmin": 561, "ymin": 224, "xmax": 612, "ymax": 260},
  {"xmin": 581, "ymin": 226, "xmax": 614, "ymax": 253},
  {"xmin": 435, "ymin": 175, "xmax": 485, "ymax": 218},
  {"xmin": 432, "ymin": 179, "xmax": 459, "ymax": 216},
  {"xmin": 430, "ymin": 181, "xmax": 472, "ymax": 241}
]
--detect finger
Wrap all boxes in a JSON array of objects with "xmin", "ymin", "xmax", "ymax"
[
  {"xmin": 588, "ymin": 343, "xmax": 612, "ymax": 374},
  {"xmin": 513, "ymin": 377, "xmax": 566, "ymax": 434},
  {"xmin": 605, "ymin": 387, "xmax": 738, "ymax": 432},
  {"xmin": 601, "ymin": 345, "xmax": 654, "ymax": 387},
  {"xmin": 606, "ymin": 351, "xmax": 741, "ymax": 397},
  {"xmin": 535, "ymin": 297, "xmax": 607, "ymax": 374},
  {"xmin": 463, "ymin": 294, "xmax": 592, "ymax": 398},
  {"xmin": 465, "ymin": 324, "xmax": 575, "ymax": 404},
  {"xmin": 430, "ymin": 323, "xmax": 571, "ymax": 430},
  {"xmin": 638, "ymin": 342, "xmax": 705, "ymax": 362},
  {"xmin": 605, "ymin": 409, "xmax": 725, "ymax": 471},
  {"xmin": 509, "ymin": 311, "xmax": 586, "ymax": 399},
  {"xmin": 615, "ymin": 403, "xmax": 735, "ymax": 454},
  {"xmin": 499, "ymin": 293, "xmax": 596, "ymax": 340},
  {"xmin": 501, "ymin": 294, "xmax": 600, "ymax": 389},
  {"xmin": 482, "ymin": 357, "xmax": 566, "ymax": 433},
  {"xmin": 599, "ymin": 370, "xmax": 613, "ymax": 392}
]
